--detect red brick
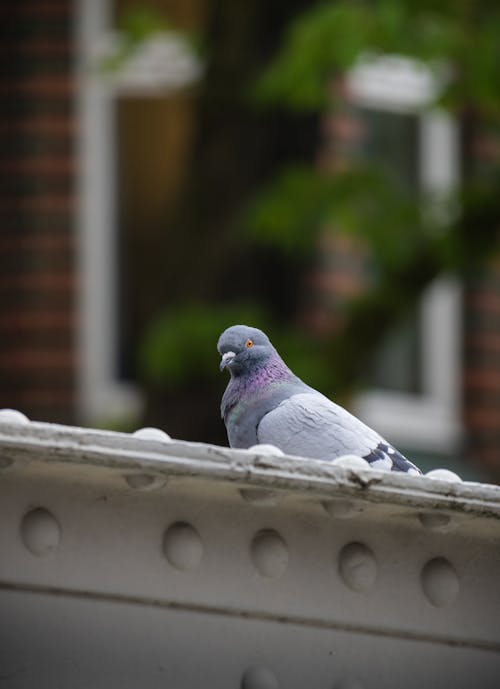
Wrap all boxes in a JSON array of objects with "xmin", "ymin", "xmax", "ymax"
[
  {"xmin": 0, "ymin": 76, "xmax": 73, "ymax": 96},
  {"xmin": 0, "ymin": 272, "xmax": 74, "ymax": 291},
  {"xmin": 7, "ymin": 2, "xmax": 71, "ymax": 17},
  {"xmin": 0, "ymin": 310, "xmax": 73, "ymax": 330},
  {"xmin": 307, "ymin": 271, "xmax": 366, "ymax": 297},
  {"xmin": 466, "ymin": 290, "xmax": 500, "ymax": 313},
  {"xmin": 466, "ymin": 332, "xmax": 500, "ymax": 351},
  {"xmin": 0, "ymin": 116, "xmax": 73, "ymax": 135},
  {"xmin": 0, "ymin": 39, "xmax": 71, "ymax": 57},
  {"xmin": 0, "ymin": 156, "xmax": 73, "ymax": 174},
  {"xmin": 465, "ymin": 409, "xmax": 500, "ymax": 430},
  {"xmin": 0, "ymin": 195, "xmax": 73, "ymax": 212},
  {"xmin": 465, "ymin": 370, "xmax": 500, "ymax": 391},
  {"xmin": 0, "ymin": 235, "xmax": 72, "ymax": 251},
  {"xmin": 0, "ymin": 349, "xmax": 74, "ymax": 369}
]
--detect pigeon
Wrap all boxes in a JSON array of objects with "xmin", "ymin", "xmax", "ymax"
[{"xmin": 218, "ymin": 324, "xmax": 421, "ymax": 474}]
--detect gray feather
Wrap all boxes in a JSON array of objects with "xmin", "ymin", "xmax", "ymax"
[
  {"xmin": 224, "ymin": 380, "xmax": 307, "ymax": 449},
  {"xmin": 257, "ymin": 392, "xmax": 382, "ymax": 460},
  {"xmin": 217, "ymin": 324, "xmax": 422, "ymax": 474}
]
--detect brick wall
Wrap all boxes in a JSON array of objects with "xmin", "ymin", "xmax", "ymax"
[
  {"xmin": 462, "ymin": 121, "xmax": 500, "ymax": 477},
  {"xmin": 464, "ymin": 265, "xmax": 500, "ymax": 474},
  {"xmin": 0, "ymin": 1, "xmax": 76, "ymax": 423},
  {"xmin": 301, "ymin": 95, "xmax": 368, "ymax": 338}
]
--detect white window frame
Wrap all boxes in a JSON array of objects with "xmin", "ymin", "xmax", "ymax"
[
  {"xmin": 76, "ymin": 0, "xmax": 142, "ymax": 423},
  {"xmin": 348, "ymin": 55, "xmax": 462, "ymax": 453},
  {"xmin": 75, "ymin": 0, "xmax": 200, "ymax": 424}
]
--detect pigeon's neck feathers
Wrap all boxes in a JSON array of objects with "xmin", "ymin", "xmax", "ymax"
[
  {"xmin": 234, "ymin": 350, "xmax": 299, "ymax": 387},
  {"xmin": 221, "ymin": 350, "xmax": 307, "ymax": 433}
]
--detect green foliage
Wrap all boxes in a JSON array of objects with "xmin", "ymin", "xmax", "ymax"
[
  {"xmin": 324, "ymin": 171, "xmax": 500, "ymax": 390},
  {"xmin": 97, "ymin": 7, "xmax": 170, "ymax": 74},
  {"xmin": 139, "ymin": 302, "xmax": 333, "ymax": 393},
  {"xmin": 139, "ymin": 303, "xmax": 264, "ymax": 386},
  {"xmin": 244, "ymin": 166, "xmax": 331, "ymax": 253},
  {"xmin": 137, "ymin": 0, "xmax": 500, "ymax": 408},
  {"xmin": 266, "ymin": 326, "xmax": 333, "ymax": 392},
  {"xmin": 119, "ymin": 6, "xmax": 172, "ymax": 42},
  {"xmin": 243, "ymin": 0, "xmax": 500, "ymax": 397},
  {"xmin": 245, "ymin": 164, "xmax": 429, "ymax": 269},
  {"xmin": 255, "ymin": 0, "xmax": 500, "ymax": 116}
]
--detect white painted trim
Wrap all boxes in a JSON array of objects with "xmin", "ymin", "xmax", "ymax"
[
  {"xmin": 75, "ymin": 0, "xmax": 142, "ymax": 423},
  {"xmin": 347, "ymin": 54, "xmax": 441, "ymax": 112},
  {"xmin": 0, "ymin": 418, "xmax": 497, "ymax": 507},
  {"xmin": 92, "ymin": 31, "xmax": 203, "ymax": 95},
  {"xmin": 356, "ymin": 279, "xmax": 463, "ymax": 453}
]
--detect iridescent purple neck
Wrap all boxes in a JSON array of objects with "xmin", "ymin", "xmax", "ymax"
[
  {"xmin": 229, "ymin": 351, "xmax": 299, "ymax": 396},
  {"xmin": 247, "ymin": 353, "xmax": 296, "ymax": 387},
  {"xmin": 220, "ymin": 349, "xmax": 307, "ymax": 433}
]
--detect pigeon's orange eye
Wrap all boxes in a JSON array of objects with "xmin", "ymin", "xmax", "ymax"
[{"xmin": 246, "ymin": 339, "xmax": 254, "ymax": 348}]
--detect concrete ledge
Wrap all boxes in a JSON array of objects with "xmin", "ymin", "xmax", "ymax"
[{"xmin": 1, "ymin": 417, "xmax": 499, "ymax": 687}]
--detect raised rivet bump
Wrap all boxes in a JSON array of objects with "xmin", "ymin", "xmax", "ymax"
[
  {"xmin": 425, "ymin": 468, "xmax": 462, "ymax": 482},
  {"xmin": 241, "ymin": 665, "xmax": 279, "ymax": 689},
  {"xmin": 421, "ymin": 557, "xmax": 459, "ymax": 607},
  {"xmin": 338, "ymin": 542, "xmax": 377, "ymax": 592},
  {"xmin": 125, "ymin": 473, "xmax": 165, "ymax": 490},
  {"xmin": 133, "ymin": 427, "xmax": 171, "ymax": 441},
  {"xmin": 323, "ymin": 499, "xmax": 364, "ymax": 519},
  {"xmin": 250, "ymin": 529, "xmax": 289, "ymax": 579},
  {"xmin": 419, "ymin": 512, "xmax": 452, "ymax": 531},
  {"xmin": 332, "ymin": 455, "xmax": 371, "ymax": 470},
  {"xmin": 248, "ymin": 444, "xmax": 284, "ymax": 456},
  {"xmin": 163, "ymin": 522, "xmax": 203, "ymax": 571},
  {"xmin": 21, "ymin": 507, "xmax": 61, "ymax": 557},
  {"xmin": 0, "ymin": 409, "xmax": 29, "ymax": 424}
]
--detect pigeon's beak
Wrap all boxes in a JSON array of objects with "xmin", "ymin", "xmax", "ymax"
[{"xmin": 220, "ymin": 351, "xmax": 236, "ymax": 371}]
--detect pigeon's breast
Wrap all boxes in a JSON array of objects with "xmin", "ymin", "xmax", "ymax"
[{"xmin": 223, "ymin": 378, "xmax": 307, "ymax": 449}]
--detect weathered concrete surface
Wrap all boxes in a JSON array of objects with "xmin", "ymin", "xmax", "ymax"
[{"xmin": 0, "ymin": 416, "xmax": 499, "ymax": 688}]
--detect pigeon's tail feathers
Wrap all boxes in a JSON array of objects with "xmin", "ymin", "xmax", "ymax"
[{"xmin": 363, "ymin": 441, "xmax": 422, "ymax": 475}]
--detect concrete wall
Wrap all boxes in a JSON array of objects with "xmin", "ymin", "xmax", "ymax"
[{"xmin": 0, "ymin": 411, "xmax": 499, "ymax": 688}]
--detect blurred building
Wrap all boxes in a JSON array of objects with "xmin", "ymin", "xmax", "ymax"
[
  {"xmin": 1, "ymin": 1, "xmax": 77, "ymax": 424},
  {"xmin": 0, "ymin": 0, "xmax": 203, "ymax": 426},
  {"xmin": 305, "ymin": 56, "xmax": 500, "ymax": 478},
  {"xmin": 1, "ymin": 2, "xmax": 499, "ymax": 479}
]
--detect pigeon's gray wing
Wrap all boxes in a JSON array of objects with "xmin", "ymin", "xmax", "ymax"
[
  {"xmin": 257, "ymin": 392, "xmax": 421, "ymax": 473},
  {"xmin": 256, "ymin": 391, "xmax": 417, "ymax": 469},
  {"xmin": 257, "ymin": 392, "xmax": 382, "ymax": 460}
]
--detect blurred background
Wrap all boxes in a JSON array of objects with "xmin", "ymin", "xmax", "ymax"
[{"xmin": 2, "ymin": 0, "xmax": 500, "ymax": 481}]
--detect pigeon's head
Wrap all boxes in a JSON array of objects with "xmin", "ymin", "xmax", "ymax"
[{"xmin": 217, "ymin": 325, "xmax": 274, "ymax": 376}]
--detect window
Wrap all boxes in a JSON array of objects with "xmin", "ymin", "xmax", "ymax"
[
  {"xmin": 76, "ymin": 0, "xmax": 200, "ymax": 424},
  {"xmin": 347, "ymin": 56, "xmax": 462, "ymax": 454}
]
